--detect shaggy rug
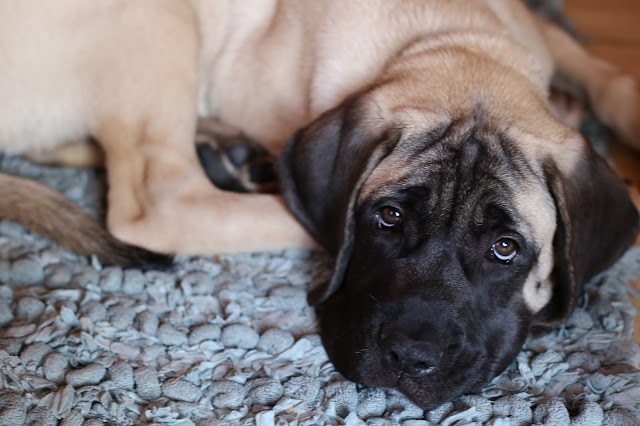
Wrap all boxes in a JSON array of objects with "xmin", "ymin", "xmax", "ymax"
[{"xmin": 1, "ymin": 2, "xmax": 640, "ymax": 425}]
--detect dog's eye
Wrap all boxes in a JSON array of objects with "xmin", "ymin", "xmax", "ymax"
[
  {"xmin": 491, "ymin": 238, "xmax": 517, "ymax": 262},
  {"xmin": 376, "ymin": 206, "xmax": 402, "ymax": 229}
]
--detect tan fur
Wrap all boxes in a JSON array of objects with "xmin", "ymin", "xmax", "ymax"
[
  {"xmin": 25, "ymin": 140, "xmax": 105, "ymax": 168},
  {"xmin": 0, "ymin": 0, "xmax": 638, "ymax": 263}
]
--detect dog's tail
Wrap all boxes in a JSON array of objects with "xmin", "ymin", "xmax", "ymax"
[{"xmin": 0, "ymin": 172, "xmax": 173, "ymax": 269}]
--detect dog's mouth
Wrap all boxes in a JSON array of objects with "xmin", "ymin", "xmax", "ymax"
[
  {"xmin": 319, "ymin": 291, "xmax": 529, "ymax": 411},
  {"xmin": 352, "ymin": 330, "xmax": 507, "ymax": 410},
  {"xmin": 377, "ymin": 324, "xmax": 445, "ymax": 379},
  {"xmin": 375, "ymin": 326, "xmax": 488, "ymax": 409},
  {"xmin": 330, "ymin": 329, "xmax": 488, "ymax": 410}
]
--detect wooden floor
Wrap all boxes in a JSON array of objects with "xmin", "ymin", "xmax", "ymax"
[{"xmin": 564, "ymin": 0, "xmax": 640, "ymax": 343}]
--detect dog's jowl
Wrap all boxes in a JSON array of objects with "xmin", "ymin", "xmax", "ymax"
[{"xmin": 1, "ymin": 0, "xmax": 640, "ymax": 410}]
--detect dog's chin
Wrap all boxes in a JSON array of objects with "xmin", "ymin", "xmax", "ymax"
[
  {"xmin": 338, "ymin": 364, "xmax": 489, "ymax": 411},
  {"xmin": 324, "ymin": 337, "xmax": 498, "ymax": 411},
  {"xmin": 318, "ymin": 289, "xmax": 528, "ymax": 411}
]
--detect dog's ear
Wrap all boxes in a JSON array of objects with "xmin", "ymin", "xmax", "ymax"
[
  {"xmin": 534, "ymin": 142, "xmax": 639, "ymax": 324},
  {"xmin": 279, "ymin": 98, "xmax": 400, "ymax": 304}
]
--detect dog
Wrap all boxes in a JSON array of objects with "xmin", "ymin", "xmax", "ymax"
[{"xmin": 1, "ymin": 0, "xmax": 639, "ymax": 410}]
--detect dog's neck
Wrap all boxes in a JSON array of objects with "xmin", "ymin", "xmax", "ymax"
[
  {"xmin": 359, "ymin": 29, "xmax": 576, "ymax": 171},
  {"xmin": 396, "ymin": 31, "xmax": 551, "ymax": 97}
]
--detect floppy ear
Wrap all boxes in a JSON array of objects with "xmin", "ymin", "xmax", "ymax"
[
  {"xmin": 534, "ymin": 143, "xmax": 639, "ymax": 324},
  {"xmin": 279, "ymin": 98, "xmax": 400, "ymax": 304}
]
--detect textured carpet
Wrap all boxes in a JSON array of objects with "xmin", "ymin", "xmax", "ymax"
[{"xmin": 2, "ymin": 4, "xmax": 640, "ymax": 426}]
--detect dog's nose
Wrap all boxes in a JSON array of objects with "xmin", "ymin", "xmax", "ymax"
[{"xmin": 380, "ymin": 327, "xmax": 442, "ymax": 376}]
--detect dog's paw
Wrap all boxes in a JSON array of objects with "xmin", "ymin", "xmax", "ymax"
[
  {"xmin": 592, "ymin": 73, "xmax": 640, "ymax": 151},
  {"xmin": 196, "ymin": 123, "xmax": 277, "ymax": 193}
]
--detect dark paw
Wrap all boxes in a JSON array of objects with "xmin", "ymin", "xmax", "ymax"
[{"xmin": 196, "ymin": 124, "xmax": 277, "ymax": 193}]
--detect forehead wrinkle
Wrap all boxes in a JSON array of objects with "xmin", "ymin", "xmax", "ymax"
[
  {"xmin": 359, "ymin": 123, "xmax": 545, "ymax": 215},
  {"xmin": 469, "ymin": 136, "xmax": 554, "ymax": 249},
  {"xmin": 389, "ymin": 139, "xmax": 524, "ymax": 232},
  {"xmin": 482, "ymin": 133, "xmax": 555, "ymax": 248},
  {"xmin": 448, "ymin": 171, "xmax": 517, "ymax": 236},
  {"xmin": 357, "ymin": 120, "xmax": 454, "ymax": 202},
  {"xmin": 381, "ymin": 117, "xmax": 476, "ymax": 165}
]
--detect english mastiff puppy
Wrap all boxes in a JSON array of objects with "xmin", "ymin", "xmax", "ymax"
[{"xmin": 1, "ymin": 0, "xmax": 639, "ymax": 410}]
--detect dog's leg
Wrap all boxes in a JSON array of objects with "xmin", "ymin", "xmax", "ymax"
[
  {"xmin": 539, "ymin": 19, "xmax": 640, "ymax": 149},
  {"xmin": 79, "ymin": 1, "xmax": 315, "ymax": 256},
  {"xmin": 24, "ymin": 139, "xmax": 105, "ymax": 168},
  {"xmin": 106, "ymin": 151, "xmax": 315, "ymax": 254},
  {"xmin": 98, "ymin": 114, "xmax": 315, "ymax": 255}
]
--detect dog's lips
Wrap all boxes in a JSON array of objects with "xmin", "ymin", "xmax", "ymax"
[
  {"xmin": 323, "ymin": 306, "xmax": 509, "ymax": 410},
  {"xmin": 335, "ymin": 331, "xmax": 474, "ymax": 407},
  {"xmin": 358, "ymin": 320, "xmax": 526, "ymax": 410},
  {"xmin": 325, "ymin": 330, "xmax": 518, "ymax": 410},
  {"xmin": 319, "ymin": 278, "xmax": 530, "ymax": 410},
  {"xmin": 382, "ymin": 348, "xmax": 492, "ymax": 410}
]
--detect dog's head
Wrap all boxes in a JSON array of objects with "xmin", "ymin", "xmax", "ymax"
[{"xmin": 279, "ymin": 55, "xmax": 639, "ymax": 410}]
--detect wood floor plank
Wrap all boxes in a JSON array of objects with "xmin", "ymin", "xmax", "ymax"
[
  {"xmin": 581, "ymin": 44, "xmax": 640, "ymax": 78},
  {"xmin": 565, "ymin": 0, "xmax": 640, "ymax": 43}
]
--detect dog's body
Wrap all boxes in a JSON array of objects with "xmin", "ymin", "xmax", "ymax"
[{"xmin": 1, "ymin": 0, "xmax": 639, "ymax": 409}]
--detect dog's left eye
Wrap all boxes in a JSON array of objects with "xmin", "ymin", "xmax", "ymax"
[
  {"xmin": 376, "ymin": 206, "xmax": 402, "ymax": 229},
  {"xmin": 491, "ymin": 238, "xmax": 517, "ymax": 262}
]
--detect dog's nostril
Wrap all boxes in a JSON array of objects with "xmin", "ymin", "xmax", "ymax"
[
  {"xmin": 381, "ymin": 329, "xmax": 441, "ymax": 376},
  {"xmin": 413, "ymin": 360, "xmax": 436, "ymax": 375},
  {"xmin": 388, "ymin": 348, "xmax": 402, "ymax": 369},
  {"xmin": 403, "ymin": 343, "xmax": 440, "ymax": 376}
]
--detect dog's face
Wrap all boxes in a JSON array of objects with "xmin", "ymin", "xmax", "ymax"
[
  {"xmin": 279, "ymin": 62, "xmax": 639, "ymax": 409},
  {"xmin": 317, "ymin": 121, "xmax": 558, "ymax": 408}
]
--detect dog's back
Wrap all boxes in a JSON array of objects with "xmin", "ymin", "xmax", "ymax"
[{"xmin": 0, "ymin": 1, "xmax": 95, "ymax": 153}]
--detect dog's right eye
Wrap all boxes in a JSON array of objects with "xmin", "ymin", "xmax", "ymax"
[
  {"xmin": 376, "ymin": 206, "xmax": 403, "ymax": 229},
  {"xmin": 491, "ymin": 238, "xmax": 517, "ymax": 262}
]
